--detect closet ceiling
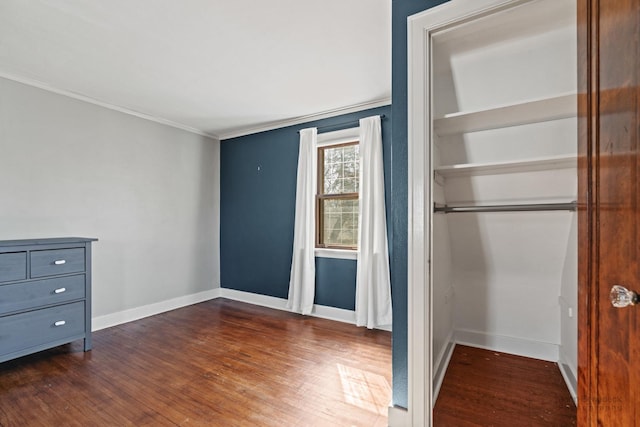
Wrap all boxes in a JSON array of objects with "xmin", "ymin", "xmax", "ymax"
[{"xmin": 0, "ymin": 0, "xmax": 391, "ymax": 139}]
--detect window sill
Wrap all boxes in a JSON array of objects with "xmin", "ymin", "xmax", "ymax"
[{"xmin": 315, "ymin": 248, "xmax": 357, "ymax": 260}]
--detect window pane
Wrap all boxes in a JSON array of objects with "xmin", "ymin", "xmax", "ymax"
[
  {"xmin": 324, "ymin": 163, "xmax": 340, "ymax": 193},
  {"xmin": 322, "ymin": 144, "xmax": 359, "ymax": 195},
  {"xmin": 343, "ymin": 177, "xmax": 357, "ymax": 193},
  {"xmin": 321, "ymin": 198, "xmax": 359, "ymax": 247}
]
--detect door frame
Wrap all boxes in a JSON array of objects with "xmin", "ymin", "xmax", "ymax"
[
  {"xmin": 576, "ymin": 0, "xmax": 591, "ymax": 424},
  {"xmin": 406, "ymin": 0, "xmax": 575, "ymax": 424}
]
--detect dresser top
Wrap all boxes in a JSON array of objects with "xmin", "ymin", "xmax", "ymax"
[{"xmin": 0, "ymin": 237, "xmax": 98, "ymax": 247}]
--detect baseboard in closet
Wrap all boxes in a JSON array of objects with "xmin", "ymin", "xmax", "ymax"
[
  {"xmin": 558, "ymin": 351, "xmax": 578, "ymax": 404},
  {"xmin": 432, "ymin": 336, "xmax": 456, "ymax": 404},
  {"xmin": 455, "ymin": 329, "xmax": 559, "ymax": 362}
]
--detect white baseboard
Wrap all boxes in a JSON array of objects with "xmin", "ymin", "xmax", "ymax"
[
  {"xmin": 433, "ymin": 329, "xmax": 455, "ymax": 378},
  {"xmin": 558, "ymin": 350, "xmax": 578, "ymax": 404},
  {"xmin": 311, "ymin": 303, "xmax": 356, "ymax": 325},
  {"xmin": 387, "ymin": 405, "xmax": 409, "ymax": 427},
  {"xmin": 455, "ymin": 329, "xmax": 559, "ymax": 362},
  {"xmin": 92, "ymin": 287, "xmax": 392, "ymax": 333},
  {"xmin": 432, "ymin": 336, "xmax": 455, "ymax": 405},
  {"xmin": 92, "ymin": 288, "xmax": 220, "ymax": 331},
  {"xmin": 218, "ymin": 288, "xmax": 391, "ymax": 331},
  {"xmin": 218, "ymin": 288, "xmax": 288, "ymax": 311}
]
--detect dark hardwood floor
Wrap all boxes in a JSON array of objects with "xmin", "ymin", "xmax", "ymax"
[
  {"xmin": 0, "ymin": 299, "xmax": 391, "ymax": 426},
  {"xmin": 433, "ymin": 345, "xmax": 577, "ymax": 426}
]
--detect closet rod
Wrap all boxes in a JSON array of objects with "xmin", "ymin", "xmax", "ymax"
[{"xmin": 434, "ymin": 201, "xmax": 577, "ymax": 214}]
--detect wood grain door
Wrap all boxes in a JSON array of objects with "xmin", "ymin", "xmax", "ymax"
[{"xmin": 578, "ymin": 0, "xmax": 640, "ymax": 425}]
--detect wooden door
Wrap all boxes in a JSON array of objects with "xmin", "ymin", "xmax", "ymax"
[{"xmin": 578, "ymin": 0, "xmax": 640, "ymax": 425}]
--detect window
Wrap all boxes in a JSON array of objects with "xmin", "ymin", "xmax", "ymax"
[{"xmin": 317, "ymin": 141, "xmax": 359, "ymax": 249}]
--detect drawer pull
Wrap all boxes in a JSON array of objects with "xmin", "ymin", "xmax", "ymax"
[
  {"xmin": 54, "ymin": 287, "xmax": 67, "ymax": 294},
  {"xmin": 54, "ymin": 320, "xmax": 66, "ymax": 327},
  {"xmin": 54, "ymin": 260, "xmax": 66, "ymax": 265}
]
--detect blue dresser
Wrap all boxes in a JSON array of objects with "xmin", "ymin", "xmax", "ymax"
[{"xmin": 0, "ymin": 237, "xmax": 97, "ymax": 363}]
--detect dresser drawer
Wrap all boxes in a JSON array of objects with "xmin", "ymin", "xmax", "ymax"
[
  {"xmin": 0, "ymin": 301, "xmax": 85, "ymax": 357},
  {"xmin": 30, "ymin": 248, "xmax": 85, "ymax": 278},
  {"xmin": 0, "ymin": 275, "xmax": 85, "ymax": 315},
  {"xmin": 0, "ymin": 252, "xmax": 27, "ymax": 283}
]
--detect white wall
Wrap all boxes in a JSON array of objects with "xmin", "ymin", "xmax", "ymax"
[
  {"xmin": 0, "ymin": 77, "xmax": 220, "ymax": 323},
  {"xmin": 448, "ymin": 205, "xmax": 574, "ymax": 360}
]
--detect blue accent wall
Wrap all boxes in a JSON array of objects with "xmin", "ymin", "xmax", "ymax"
[
  {"xmin": 315, "ymin": 257, "xmax": 357, "ymax": 310},
  {"xmin": 220, "ymin": 105, "xmax": 392, "ymax": 312},
  {"xmin": 391, "ymin": 0, "xmax": 449, "ymax": 408}
]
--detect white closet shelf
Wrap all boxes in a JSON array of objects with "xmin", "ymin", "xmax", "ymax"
[
  {"xmin": 434, "ymin": 93, "xmax": 577, "ymax": 136},
  {"xmin": 434, "ymin": 154, "xmax": 576, "ymax": 178}
]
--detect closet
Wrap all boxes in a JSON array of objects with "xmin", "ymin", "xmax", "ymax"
[{"xmin": 428, "ymin": 0, "xmax": 578, "ymax": 404}]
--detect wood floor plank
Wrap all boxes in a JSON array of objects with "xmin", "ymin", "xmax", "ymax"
[
  {"xmin": 0, "ymin": 299, "xmax": 391, "ymax": 426},
  {"xmin": 433, "ymin": 345, "xmax": 577, "ymax": 426}
]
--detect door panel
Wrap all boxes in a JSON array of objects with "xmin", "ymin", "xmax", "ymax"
[{"xmin": 578, "ymin": 0, "xmax": 640, "ymax": 425}]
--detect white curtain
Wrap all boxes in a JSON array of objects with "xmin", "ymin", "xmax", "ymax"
[
  {"xmin": 356, "ymin": 116, "xmax": 392, "ymax": 329},
  {"xmin": 287, "ymin": 128, "xmax": 317, "ymax": 315}
]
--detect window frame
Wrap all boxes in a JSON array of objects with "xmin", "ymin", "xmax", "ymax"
[
  {"xmin": 313, "ymin": 127, "xmax": 360, "ymax": 258},
  {"xmin": 316, "ymin": 141, "xmax": 359, "ymax": 250}
]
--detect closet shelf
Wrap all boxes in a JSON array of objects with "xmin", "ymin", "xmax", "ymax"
[
  {"xmin": 434, "ymin": 93, "xmax": 577, "ymax": 136},
  {"xmin": 434, "ymin": 154, "xmax": 576, "ymax": 178}
]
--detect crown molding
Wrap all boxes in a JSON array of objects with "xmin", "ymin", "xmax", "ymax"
[
  {"xmin": 0, "ymin": 72, "xmax": 221, "ymax": 140},
  {"xmin": 217, "ymin": 97, "xmax": 392, "ymax": 140},
  {"xmin": 1, "ymin": 71, "xmax": 391, "ymax": 142}
]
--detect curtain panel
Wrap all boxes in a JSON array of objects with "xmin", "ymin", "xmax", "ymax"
[
  {"xmin": 355, "ymin": 116, "xmax": 393, "ymax": 329},
  {"xmin": 287, "ymin": 128, "xmax": 317, "ymax": 314}
]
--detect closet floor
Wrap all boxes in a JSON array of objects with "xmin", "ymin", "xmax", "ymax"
[{"xmin": 433, "ymin": 345, "xmax": 576, "ymax": 426}]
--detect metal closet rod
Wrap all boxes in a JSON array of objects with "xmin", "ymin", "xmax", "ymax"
[{"xmin": 434, "ymin": 201, "xmax": 577, "ymax": 213}]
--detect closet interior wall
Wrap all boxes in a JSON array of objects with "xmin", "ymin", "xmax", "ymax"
[{"xmin": 430, "ymin": 0, "xmax": 578, "ymax": 402}]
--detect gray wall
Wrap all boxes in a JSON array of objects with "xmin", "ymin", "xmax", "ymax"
[{"xmin": 0, "ymin": 77, "xmax": 220, "ymax": 319}]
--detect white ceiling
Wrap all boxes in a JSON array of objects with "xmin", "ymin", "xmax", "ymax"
[{"xmin": 0, "ymin": 0, "xmax": 391, "ymax": 139}]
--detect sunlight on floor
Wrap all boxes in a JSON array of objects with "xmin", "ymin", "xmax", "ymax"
[{"xmin": 337, "ymin": 363, "xmax": 391, "ymax": 415}]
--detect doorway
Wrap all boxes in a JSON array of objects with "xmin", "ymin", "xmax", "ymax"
[{"xmin": 407, "ymin": 0, "xmax": 578, "ymax": 424}]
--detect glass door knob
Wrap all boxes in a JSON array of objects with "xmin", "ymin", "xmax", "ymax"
[{"xmin": 610, "ymin": 285, "xmax": 639, "ymax": 308}]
